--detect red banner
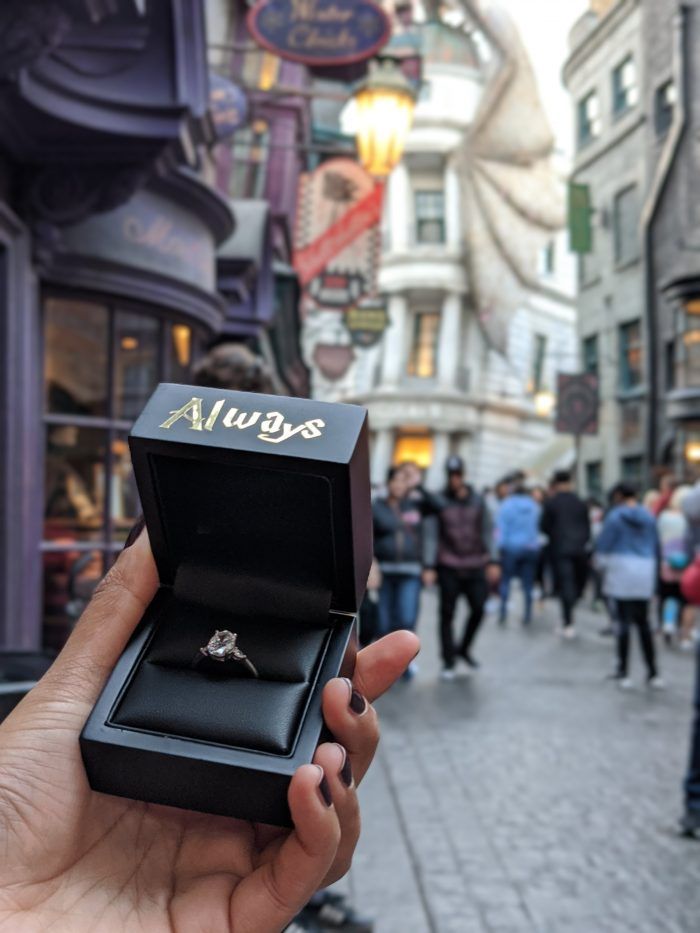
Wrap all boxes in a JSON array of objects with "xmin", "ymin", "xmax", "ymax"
[{"xmin": 293, "ymin": 181, "xmax": 384, "ymax": 287}]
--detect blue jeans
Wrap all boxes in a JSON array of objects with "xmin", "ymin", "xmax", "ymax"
[
  {"xmin": 684, "ymin": 641, "xmax": 700, "ymax": 812},
  {"xmin": 377, "ymin": 573, "xmax": 422, "ymax": 637},
  {"xmin": 500, "ymin": 549, "xmax": 539, "ymax": 624}
]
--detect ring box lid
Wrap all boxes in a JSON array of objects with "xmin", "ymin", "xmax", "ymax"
[{"xmin": 129, "ymin": 384, "xmax": 372, "ymax": 621}]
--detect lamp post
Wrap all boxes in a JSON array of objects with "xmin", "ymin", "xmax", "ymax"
[{"xmin": 352, "ymin": 59, "xmax": 417, "ymax": 179}]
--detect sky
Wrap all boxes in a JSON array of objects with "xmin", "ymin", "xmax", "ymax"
[{"xmin": 491, "ymin": 0, "xmax": 589, "ymax": 160}]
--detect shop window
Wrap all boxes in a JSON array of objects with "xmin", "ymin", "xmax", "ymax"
[
  {"xmin": 528, "ymin": 334, "xmax": 547, "ymax": 394},
  {"xmin": 393, "ymin": 431, "xmax": 434, "ymax": 470},
  {"xmin": 414, "ymin": 190, "xmax": 445, "ymax": 244},
  {"xmin": 577, "ymin": 90, "xmax": 601, "ymax": 149},
  {"xmin": 406, "ymin": 311, "xmax": 440, "ymax": 378},
  {"xmin": 42, "ymin": 294, "xmax": 198, "ymax": 650},
  {"xmin": 613, "ymin": 184, "xmax": 640, "ymax": 266},
  {"xmin": 229, "ymin": 120, "xmax": 270, "ymax": 200},
  {"xmin": 583, "ymin": 334, "xmax": 599, "ymax": 377},
  {"xmin": 619, "ymin": 320, "xmax": 642, "ymax": 391},
  {"xmin": 612, "ymin": 56, "xmax": 638, "ymax": 116},
  {"xmin": 621, "ymin": 455, "xmax": 643, "ymax": 489},
  {"xmin": 585, "ymin": 462, "xmax": 603, "ymax": 500},
  {"xmin": 679, "ymin": 298, "xmax": 700, "ymax": 388},
  {"xmin": 655, "ymin": 80, "xmax": 676, "ymax": 136}
]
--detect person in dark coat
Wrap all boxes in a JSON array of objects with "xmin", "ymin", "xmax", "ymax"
[
  {"xmin": 540, "ymin": 469, "xmax": 591, "ymax": 637},
  {"xmin": 418, "ymin": 457, "xmax": 500, "ymax": 679}
]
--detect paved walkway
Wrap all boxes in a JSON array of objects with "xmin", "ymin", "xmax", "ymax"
[{"xmin": 336, "ymin": 591, "xmax": 700, "ymax": 933}]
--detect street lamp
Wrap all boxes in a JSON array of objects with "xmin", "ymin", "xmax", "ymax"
[
  {"xmin": 353, "ymin": 59, "xmax": 417, "ymax": 178},
  {"xmin": 534, "ymin": 390, "xmax": 556, "ymax": 418}
]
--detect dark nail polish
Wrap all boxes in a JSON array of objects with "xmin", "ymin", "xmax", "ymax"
[
  {"xmin": 350, "ymin": 690, "xmax": 366, "ymax": 715},
  {"xmin": 318, "ymin": 776, "xmax": 333, "ymax": 807},
  {"xmin": 123, "ymin": 515, "xmax": 145, "ymax": 550},
  {"xmin": 340, "ymin": 752, "xmax": 353, "ymax": 788}
]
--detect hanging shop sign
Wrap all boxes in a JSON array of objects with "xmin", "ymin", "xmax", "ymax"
[
  {"xmin": 344, "ymin": 300, "xmax": 389, "ymax": 348},
  {"xmin": 294, "ymin": 158, "xmax": 382, "ymax": 311},
  {"xmin": 247, "ymin": 0, "xmax": 391, "ymax": 67},
  {"xmin": 555, "ymin": 373, "xmax": 599, "ymax": 437},
  {"xmin": 209, "ymin": 73, "xmax": 249, "ymax": 140}
]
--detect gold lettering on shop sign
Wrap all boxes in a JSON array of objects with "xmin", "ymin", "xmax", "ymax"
[
  {"xmin": 288, "ymin": 24, "xmax": 356, "ymax": 52},
  {"xmin": 159, "ymin": 397, "xmax": 326, "ymax": 444},
  {"xmin": 291, "ymin": 0, "xmax": 353, "ymax": 23}
]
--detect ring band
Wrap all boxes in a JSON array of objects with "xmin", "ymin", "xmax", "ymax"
[{"xmin": 194, "ymin": 630, "xmax": 259, "ymax": 678}]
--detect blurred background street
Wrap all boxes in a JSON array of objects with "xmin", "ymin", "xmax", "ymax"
[{"xmin": 340, "ymin": 593, "xmax": 699, "ymax": 933}]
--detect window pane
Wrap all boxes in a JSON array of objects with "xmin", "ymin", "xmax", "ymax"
[
  {"xmin": 43, "ymin": 548, "xmax": 105, "ymax": 652},
  {"xmin": 44, "ymin": 297, "xmax": 109, "ymax": 416},
  {"xmin": 114, "ymin": 311, "xmax": 160, "ymax": 421},
  {"xmin": 415, "ymin": 190, "xmax": 445, "ymax": 244},
  {"xmin": 614, "ymin": 185, "xmax": 639, "ymax": 265},
  {"xmin": 45, "ymin": 426, "xmax": 107, "ymax": 542},
  {"xmin": 619, "ymin": 320, "xmax": 642, "ymax": 390},
  {"xmin": 393, "ymin": 433, "xmax": 434, "ymax": 469},
  {"xmin": 168, "ymin": 323, "xmax": 194, "ymax": 384},
  {"xmin": 407, "ymin": 312, "xmax": 440, "ymax": 378},
  {"xmin": 111, "ymin": 434, "xmax": 140, "ymax": 543},
  {"xmin": 531, "ymin": 334, "xmax": 547, "ymax": 393}
]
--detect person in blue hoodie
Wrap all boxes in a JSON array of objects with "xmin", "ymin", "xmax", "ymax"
[
  {"xmin": 496, "ymin": 483, "xmax": 542, "ymax": 626},
  {"xmin": 595, "ymin": 482, "xmax": 663, "ymax": 689}
]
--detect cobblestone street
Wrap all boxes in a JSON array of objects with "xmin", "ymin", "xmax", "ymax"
[{"xmin": 338, "ymin": 591, "xmax": 700, "ymax": 933}]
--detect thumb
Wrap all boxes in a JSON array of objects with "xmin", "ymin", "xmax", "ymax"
[
  {"xmin": 231, "ymin": 765, "xmax": 341, "ymax": 933},
  {"xmin": 30, "ymin": 527, "xmax": 158, "ymax": 716}
]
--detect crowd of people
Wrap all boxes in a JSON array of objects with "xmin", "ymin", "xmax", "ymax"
[{"xmin": 369, "ymin": 456, "xmax": 700, "ymax": 839}]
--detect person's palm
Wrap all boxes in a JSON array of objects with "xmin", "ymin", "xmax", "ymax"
[{"xmin": 0, "ymin": 532, "xmax": 418, "ymax": 932}]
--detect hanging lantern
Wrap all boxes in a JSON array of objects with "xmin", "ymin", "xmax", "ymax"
[{"xmin": 353, "ymin": 59, "xmax": 417, "ymax": 178}]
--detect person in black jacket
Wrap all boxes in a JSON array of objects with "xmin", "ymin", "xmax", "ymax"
[
  {"xmin": 373, "ymin": 467, "xmax": 428, "ymax": 652},
  {"xmin": 540, "ymin": 470, "xmax": 591, "ymax": 637}
]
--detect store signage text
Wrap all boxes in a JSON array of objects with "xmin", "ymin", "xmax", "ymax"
[
  {"xmin": 247, "ymin": 0, "xmax": 391, "ymax": 66},
  {"xmin": 160, "ymin": 397, "xmax": 325, "ymax": 445}
]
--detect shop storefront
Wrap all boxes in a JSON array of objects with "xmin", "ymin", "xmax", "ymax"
[{"xmin": 0, "ymin": 1, "xmax": 233, "ymax": 650}]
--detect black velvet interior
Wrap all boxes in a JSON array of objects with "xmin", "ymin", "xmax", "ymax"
[
  {"xmin": 150, "ymin": 455, "xmax": 335, "ymax": 624},
  {"xmin": 112, "ymin": 595, "xmax": 332, "ymax": 755}
]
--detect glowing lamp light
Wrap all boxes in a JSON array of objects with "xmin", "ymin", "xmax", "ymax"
[
  {"xmin": 534, "ymin": 391, "xmax": 556, "ymax": 418},
  {"xmin": 686, "ymin": 441, "xmax": 700, "ymax": 463},
  {"xmin": 353, "ymin": 60, "xmax": 417, "ymax": 178}
]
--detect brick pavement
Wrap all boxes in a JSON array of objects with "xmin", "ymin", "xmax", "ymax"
[{"xmin": 336, "ymin": 591, "xmax": 700, "ymax": 933}]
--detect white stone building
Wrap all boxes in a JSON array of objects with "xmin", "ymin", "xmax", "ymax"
[{"xmin": 303, "ymin": 8, "xmax": 577, "ymax": 490}]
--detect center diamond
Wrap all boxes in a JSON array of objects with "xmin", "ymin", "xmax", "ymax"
[{"xmin": 206, "ymin": 630, "xmax": 238, "ymax": 659}]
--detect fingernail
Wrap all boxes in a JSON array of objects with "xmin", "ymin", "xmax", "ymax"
[
  {"xmin": 315, "ymin": 766, "xmax": 333, "ymax": 807},
  {"xmin": 123, "ymin": 515, "xmax": 145, "ymax": 550},
  {"xmin": 350, "ymin": 690, "xmax": 367, "ymax": 716},
  {"xmin": 336, "ymin": 745, "xmax": 353, "ymax": 788}
]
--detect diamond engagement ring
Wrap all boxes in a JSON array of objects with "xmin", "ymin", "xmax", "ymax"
[{"xmin": 194, "ymin": 630, "xmax": 259, "ymax": 678}]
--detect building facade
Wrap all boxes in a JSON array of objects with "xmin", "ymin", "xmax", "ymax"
[
  {"xmin": 563, "ymin": 0, "xmax": 647, "ymax": 499},
  {"xmin": 305, "ymin": 13, "xmax": 576, "ymax": 490},
  {"xmin": 643, "ymin": 0, "xmax": 700, "ymax": 477},
  {"xmin": 0, "ymin": 1, "xmax": 234, "ymax": 651}
]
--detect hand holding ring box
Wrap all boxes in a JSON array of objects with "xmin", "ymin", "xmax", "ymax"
[{"xmin": 80, "ymin": 383, "xmax": 372, "ymax": 827}]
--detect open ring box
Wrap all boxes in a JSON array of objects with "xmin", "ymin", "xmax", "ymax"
[{"xmin": 80, "ymin": 383, "xmax": 371, "ymax": 827}]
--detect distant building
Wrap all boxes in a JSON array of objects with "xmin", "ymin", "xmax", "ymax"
[
  {"xmin": 563, "ymin": 0, "xmax": 646, "ymax": 498},
  {"xmin": 643, "ymin": 0, "xmax": 700, "ymax": 477},
  {"xmin": 306, "ymin": 10, "xmax": 576, "ymax": 490}
]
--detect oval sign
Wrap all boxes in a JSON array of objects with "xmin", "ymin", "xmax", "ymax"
[
  {"xmin": 247, "ymin": 0, "xmax": 391, "ymax": 67},
  {"xmin": 209, "ymin": 72, "xmax": 249, "ymax": 141}
]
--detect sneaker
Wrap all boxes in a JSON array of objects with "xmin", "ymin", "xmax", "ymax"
[
  {"xmin": 562, "ymin": 626, "xmax": 577, "ymax": 640},
  {"xmin": 618, "ymin": 677, "xmax": 633, "ymax": 690},
  {"xmin": 680, "ymin": 810, "xmax": 700, "ymax": 838},
  {"xmin": 302, "ymin": 892, "xmax": 374, "ymax": 932},
  {"xmin": 680, "ymin": 638, "xmax": 694, "ymax": 652},
  {"xmin": 440, "ymin": 667, "xmax": 456, "ymax": 682},
  {"xmin": 648, "ymin": 675, "xmax": 665, "ymax": 690}
]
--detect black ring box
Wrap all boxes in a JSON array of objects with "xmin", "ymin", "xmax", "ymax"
[{"xmin": 80, "ymin": 384, "xmax": 372, "ymax": 826}]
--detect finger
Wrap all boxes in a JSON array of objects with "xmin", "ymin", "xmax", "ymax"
[
  {"xmin": 231, "ymin": 764, "xmax": 340, "ymax": 933},
  {"xmin": 33, "ymin": 528, "xmax": 158, "ymax": 711},
  {"xmin": 313, "ymin": 743, "xmax": 360, "ymax": 886},
  {"xmin": 353, "ymin": 630, "xmax": 420, "ymax": 703},
  {"xmin": 322, "ymin": 678, "xmax": 379, "ymax": 786}
]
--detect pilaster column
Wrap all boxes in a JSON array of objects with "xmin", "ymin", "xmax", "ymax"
[
  {"xmin": 437, "ymin": 293, "xmax": 462, "ymax": 388},
  {"xmin": 387, "ymin": 162, "xmax": 411, "ymax": 253},
  {"xmin": 427, "ymin": 432, "xmax": 450, "ymax": 490},
  {"xmin": 381, "ymin": 293, "xmax": 409, "ymax": 388},
  {"xmin": 444, "ymin": 162, "xmax": 461, "ymax": 251},
  {"xmin": 372, "ymin": 429, "xmax": 394, "ymax": 486}
]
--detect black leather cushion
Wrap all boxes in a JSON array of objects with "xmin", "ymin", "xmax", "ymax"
[{"xmin": 112, "ymin": 595, "xmax": 331, "ymax": 755}]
